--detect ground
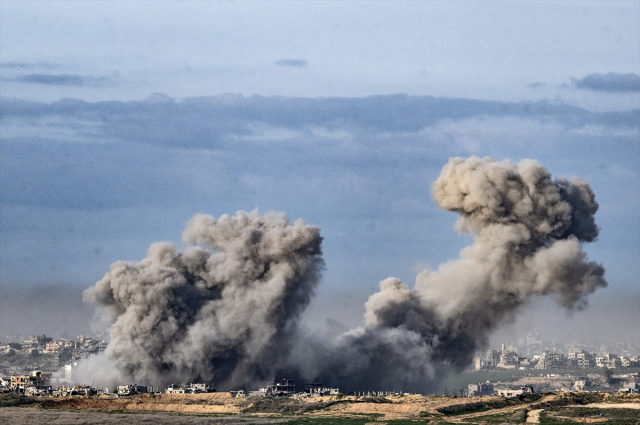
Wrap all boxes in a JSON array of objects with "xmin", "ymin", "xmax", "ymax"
[{"xmin": 1, "ymin": 391, "xmax": 638, "ymax": 424}]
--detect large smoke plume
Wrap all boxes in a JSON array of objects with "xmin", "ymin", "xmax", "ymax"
[
  {"xmin": 84, "ymin": 157, "xmax": 606, "ymax": 392},
  {"xmin": 84, "ymin": 211, "xmax": 323, "ymax": 389},
  {"xmin": 302, "ymin": 156, "xmax": 606, "ymax": 392}
]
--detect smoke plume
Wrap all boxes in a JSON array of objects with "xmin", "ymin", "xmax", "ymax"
[
  {"xmin": 304, "ymin": 156, "xmax": 606, "ymax": 392},
  {"xmin": 83, "ymin": 211, "xmax": 323, "ymax": 389},
  {"xmin": 84, "ymin": 157, "xmax": 606, "ymax": 392}
]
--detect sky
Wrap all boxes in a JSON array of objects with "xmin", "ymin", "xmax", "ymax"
[{"xmin": 0, "ymin": 1, "xmax": 639, "ymax": 345}]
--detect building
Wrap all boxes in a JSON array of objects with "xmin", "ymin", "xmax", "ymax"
[
  {"xmin": 568, "ymin": 350, "xmax": 595, "ymax": 368},
  {"xmin": 595, "ymin": 353, "xmax": 621, "ymax": 369},
  {"xmin": 618, "ymin": 383, "xmax": 639, "ymax": 394},
  {"xmin": 304, "ymin": 383, "xmax": 339, "ymax": 396},
  {"xmin": 535, "ymin": 352, "xmax": 566, "ymax": 369},
  {"xmin": 117, "ymin": 384, "xmax": 147, "ymax": 396},
  {"xmin": 185, "ymin": 383, "xmax": 214, "ymax": 393},
  {"xmin": 620, "ymin": 356, "xmax": 637, "ymax": 368},
  {"xmin": 10, "ymin": 371, "xmax": 51, "ymax": 393},
  {"xmin": 497, "ymin": 386, "xmax": 534, "ymax": 398},
  {"xmin": 496, "ymin": 344, "xmax": 526, "ymax": 369},
  {"xmin": 468, "ymin": 382, "xmax": 494, "ymax": 397},
  {"xmin": 254, "ymin": 378, "xmax": 296, "ymax": 396},
  {"xmin": 166, "ymin": 384, "xmax": 185, "ymax": 394}
]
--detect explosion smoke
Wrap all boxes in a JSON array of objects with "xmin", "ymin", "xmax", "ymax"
[
  {"xmin": 85, "ymin": 157, "xmax": 606, "ymax": 392},
  {"xmin": 304, "ymin": 156, "xmax": 606, "ymax": 392},
  {"xmin": 84, "ymin": 211, "xmax": 323, "ymax": 388}
]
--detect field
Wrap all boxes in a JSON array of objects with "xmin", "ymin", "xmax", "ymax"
[{"xmin": 1, "ymin": 390, "xmax": 639, "ymax": 424}]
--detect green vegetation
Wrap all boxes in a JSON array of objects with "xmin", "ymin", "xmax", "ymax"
[
  {"xmin": 285, "ymin": 418, "xmax": 449, "ymax": 424},
  {"xmin": 0, "ymin": 393, "xmax": 39, "ymax": 408},
  {"xmin": 460, "ymin": 411, "xmax": 516, "ymax": 423},
  {"xmin": 436, "ymin": 393, "xmax": 542, "ymax": 415},
  {"xmin": 242, "ymin": 396, "xmax": 392, "ymax": 415},
  {"xmin": 556, "ymin": 407, "xmax": 640, "ymax": 419},
  {"xmin": 509, "ymin": 408, "xmax": 528, "ymax": 422},
  {"xmin": 539, "ymin": 407, "xmax": 640, "ymax": 425},
  {"xmin": 529, "ymin": 392, "xmax": 604, "ymax": 409}
]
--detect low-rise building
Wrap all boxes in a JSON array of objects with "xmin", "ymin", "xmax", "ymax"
[
  {"xmin": 166, "ymin": 384, "xmax": 185, "ymax": 394},
  {"xmin": 257, "ymin": 378, "xmax": 296, "ymax": 396},
  {"xmin": 620, "ymin": 356, "xmax": 637, "ymax": 368},
  {"xmin": 117, "ymin": 384, "xmax": 147, "ymax": 396},
  {"xmin": 568, "ymin": 350, "xmax": 595, "ymax": 368},
  {"xmin": 468, "ymin": 381, "xmax": 494, "ymax": 397},
  {"xmin": 304, "ymin": 383, "xmax": 339, "ymax": 396},
  {"xmin": 497, "ymin": 386, "xmax": 534, "ymax": 398},
  {"xmin": 184, "ymin": 383, "xmax": 214, "ymax": 393},
  {"xmin": 10, "ymin": 371, "xmax": 51, "ymax": 393},
  {"xmin": 618, "ymin": 383, "xmax": 639, "ymax": 394},
  {"xmin": 535, "ymin": 352, "xmax": 565, "ymax": 369}
]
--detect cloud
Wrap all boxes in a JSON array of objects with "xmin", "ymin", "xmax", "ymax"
[
  {"xmin": 574, "ymin": 72, "xmax": 640, "ymax": 92},
  {"xmin": 8, "ymin": 73, "xmax": 115, "ymax": 87},
  {"xmin": 0, "ymin": 61, "xmax": 58, "ymax": 69},
  {"xmin": 527, "ymin": 82, "xmax": 546, "ymax": 89},
  {"xmin": 0, "ymin": 92, "xmax": 637, "ymax": 314},
  {"xmin": 1, "ymin": 94, "xmax": 637, "ymax": 149},
  {"xmin": 274, "ymin": 58, "xmax": 307, "ymax": 67}
]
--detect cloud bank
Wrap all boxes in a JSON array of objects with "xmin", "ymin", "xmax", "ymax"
[
  {"xmin": 1, "ymin": 94, "xmax": 637, "ymax": 151},
  {"xmin": 574, "ymin": 72, "xmax": 640, "ymax": 92},
  {"xmin": 6, "ymin": 73, "xmax": 115, "ymax": 87}
]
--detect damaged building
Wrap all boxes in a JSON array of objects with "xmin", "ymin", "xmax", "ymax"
[
  {"xmin": 468, "ymin": 381, "xmax": 494, "ymax": 397},
  {"xmin": 304, "ymin": 383, "xmax": 340, "ymax": 397}
]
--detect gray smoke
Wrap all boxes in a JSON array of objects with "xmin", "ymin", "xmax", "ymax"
[
  {"xmin": 84, "ymin": 157, "xmax": 606, "ymax": 393},
  {"xmin": 83, "ymin": 210, "xmax": 323, "ymax": 389},
  {"xmin": 302, "ymin": 156, "xmax": 606, "ymax": 392}
]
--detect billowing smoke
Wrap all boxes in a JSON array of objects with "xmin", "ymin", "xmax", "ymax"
[
  {"xmin": 84, "ymin": 156, "xmax": 606, "ymax": 393},
  {"xmin": 302, "ymin": 156, "xmax": 606, "ymax": 392},
  {"xmin": 83, "ymin": 211, "xmax": 323, "ymax": 389}
]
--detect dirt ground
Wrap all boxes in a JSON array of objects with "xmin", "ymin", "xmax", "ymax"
[
  {"xmin": 37, "ymin": 392, "xmax": 243, "ymax": 415},
  {"xmin": 1, "ymin": 391, "xmax": 639, "ymax": 424},
  {"xmin": 16, "ymin": 392, "xmax": 506, "ymax": 419},
  {"xmin": 0, "ymin": 407, "xmax": 290, "ymax": 425}
]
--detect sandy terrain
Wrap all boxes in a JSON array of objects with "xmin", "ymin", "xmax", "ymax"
[
  {"xmin": 306, "ymin": 394, "xmax": 509, "ymax": 419},
  {"xmin": 1, "ymin": 391, "xmax": 638, "ymax": 424},
  {"xmin": 0, "ymin": 407, "xmax": 289, "ymax": 425},
  {"xmin": 526, "ymin": 409, "xmax": 543, "ymax": 423},
  {"xmin": 33, "ymin": 392, "xmax": 243, "ymax": 416}
]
